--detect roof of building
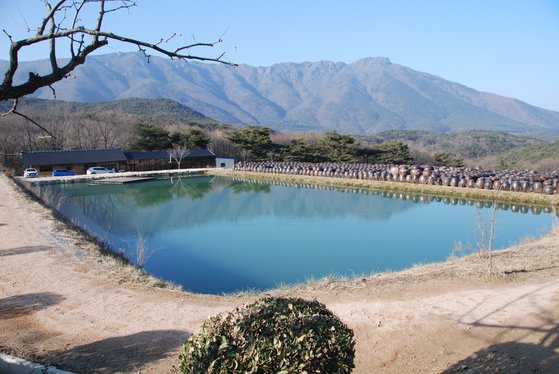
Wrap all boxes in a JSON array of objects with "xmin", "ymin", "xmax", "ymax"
[
  {"xmin": 22, "ymin": 148, "xmax": 217, "ymax": 166},
  {"xmin": 186, "ymin": 149, "xmax": 216, "ymax": 158},
  {"xmin": 125, "ymin": 149, "xmax": 215, "ymax": 160},
  {"xmin": 22, "ymin": 148, "xmax": 127, "ymax": 166},
  {"xmin": 124, "ymin": 151, "xmax": 169, "ymax": 161}
]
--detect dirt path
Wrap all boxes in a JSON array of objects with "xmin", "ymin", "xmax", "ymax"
[{"xmin": 1, "ymin": 175, "xmax": 558, "ymax": 373}]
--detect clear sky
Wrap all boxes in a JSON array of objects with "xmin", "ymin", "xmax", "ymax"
[{"xmin": 1, "ymin": 0, "xmax": 558, "ymax": 111}]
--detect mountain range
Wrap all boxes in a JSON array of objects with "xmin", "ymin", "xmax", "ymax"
[{"xmin": 2, "ymin": 52, "xmax": 558, "ymax": 136}]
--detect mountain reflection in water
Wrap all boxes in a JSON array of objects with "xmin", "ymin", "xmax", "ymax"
[
  {"xmin": 58, "ymin": 176, "xmax": 418, "ymax": 235},
  {"xmin": 49, "ymin": 175, "xmax": 554, "ymax": 294}
]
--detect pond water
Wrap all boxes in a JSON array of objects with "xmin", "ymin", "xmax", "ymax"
[{"xmin": 51, "ymin": 175, "xmax": 555, "ymax": 294}]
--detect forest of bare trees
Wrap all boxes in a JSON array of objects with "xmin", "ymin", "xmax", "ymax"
[{"xmin": 0, "ymin": 105, "xmax": 243, "ymax": 171}]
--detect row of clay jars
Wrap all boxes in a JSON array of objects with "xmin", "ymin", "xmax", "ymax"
[{"xmin": 234, "ymin": 162, "xmax": 559, "ymax": 195}]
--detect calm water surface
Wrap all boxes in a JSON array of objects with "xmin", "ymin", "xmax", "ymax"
[{"xmin": 53, "ymin": 175, "xmax": 554, "ymax": 294}]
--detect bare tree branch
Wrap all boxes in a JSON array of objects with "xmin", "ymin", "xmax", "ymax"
[
  {"xmin": 69, "ymin": 0, "xmax": 86, "ymax": 56},
  {"xmin": 155, "ymin": 33, "xmax": 178, "ymax": 47},
  {"xmin": 48, "ymin": 84, "xmax": 57, "ymax": 98},
  {"xmin": 1, "ymin": 98, "xmax": 56, "ymax": 137},
  {"xmin": 93, "ymin": 0, "xmax": 106, "ymax": 44},
  {"xmin": 48, "ymin": 2, "xmax": 60, "ymax": 72},
  {"xmin": 2, "ymin": 29, "xmax": 14, "ymax": 43},
  {"xmin": 98, "ymin": 0, "xmax": 137, "ymax": 15},
  {"xmin": 0, "ymin": 98, "xmax": 18, "ymax": 117},
  {"xmin": 2, "ymin": 38, "xmax": 108, "ymax": 101},
  {"xmin": 37, "ymin": 0, "xmax": 66, "ymax": 36},
  {"xmin": 16, "ymin": 112, "xmax": 55, "ymax": 138},
  {"xmin": 1, "ymin": 0, "xmax": 237, "ymax": 107}
]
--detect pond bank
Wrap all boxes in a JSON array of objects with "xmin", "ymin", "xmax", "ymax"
[
  {"xmin": 1, "ymin": 173, "xmax": 558, "ymax": 372},
  {"xmin": 17, "ymin": 168, "xmax": 208, "ymax": 185},
  {"xmin": 20, "ymin": 167, "xmax": 559, "ymax": 207},
  {"xmin": 209, "ymin": 169, "xmax": 559, "ymax": 207}
]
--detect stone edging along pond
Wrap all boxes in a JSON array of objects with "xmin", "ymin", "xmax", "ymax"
[{"xmin": 207, "ymin": 169, "xmax": 559, "ymax": 209}]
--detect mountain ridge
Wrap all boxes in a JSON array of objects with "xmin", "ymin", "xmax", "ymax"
[{"xmin": 2, "ymin": 53, "xmax": 558, "ymax": 136}]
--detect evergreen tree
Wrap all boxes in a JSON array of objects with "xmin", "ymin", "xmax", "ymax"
[
  {"xmin": 448, "ymin": 157, "xmax": 465, "ymax": 167},
  {"xmin": 283, "ymin": 139, "xmax": 322, "ymax": 162},
  {"xmin": 375, "ymin": 142, "xmax": 412, "ymax": 164},
  {"xmin": 171, "ymin": 128, "xmax": 211, "ymax": 149},
  {"xmin": 129, "ymin": 122, "xmax": 172, "ymax": 150},
  {"xmin": 356, "ymin": 146, "xmax": 382, "ymax": 163},
  {"xmin": 319, "ymin": 131, "xmax": 357, "ymax": 162},
  {"xmin": 435, "ymin": 151, "xmax": 465, "ymax": 167},
  {"xmin": 434, "ymin": 151, "xmax": 451, "ymax": 166},
  {"xmin": 226, "ymin": 126, "xmax": 274, "ymax": 161}
]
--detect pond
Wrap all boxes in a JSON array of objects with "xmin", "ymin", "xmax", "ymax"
[{"xmin": 50, "ymin": 175, "xmax": 555, "ymax": 294}]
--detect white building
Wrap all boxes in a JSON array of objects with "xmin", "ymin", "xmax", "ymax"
[{"xmin": 216, "ymin": 157, "xmax": 235, "ymax": 169}]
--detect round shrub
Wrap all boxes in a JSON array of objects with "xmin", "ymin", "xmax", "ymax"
[{"xmin": 178, "ymin": 296, "xmax": 355, "ymax": 373}]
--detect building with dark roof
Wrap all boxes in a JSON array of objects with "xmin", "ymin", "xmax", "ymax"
[
  {"xmin": 123, "ymin": 149, "xmax": 217, "ymax": 170},
  {"xmin": 124, "ymin": 150, "xmax": 169, "ymax": 172},
  {"xmin": 180, "ymin": 149, "xmax": 216, "ymax": 169},
  {"xmin": 22, "ymin": 148, "xmax": 128, "ymax": 175},
  {"xmin": 21, "ymin": 148, "xmax": 216, "ymax": 175}
]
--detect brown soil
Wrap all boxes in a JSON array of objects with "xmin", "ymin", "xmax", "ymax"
[{"xmin": 1, "ymin": 174, "xmax": 558, "ymax": 373}]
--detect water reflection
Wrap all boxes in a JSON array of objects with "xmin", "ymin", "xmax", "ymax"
[
  {"xmin": 126, "ymin": 176, "xmax": 215, "ymax": 206},
  {"xmin": 57, "ymin": 176, "xmax": 417, "ymax": 235},
  {"xmin": 228, "ymin": 180, "xmax": 271, "ymax": 194},
  {"xmin": 53, "ymin": 176, "xmax": 558, "ymax": 238},
  {"xmin": 47, "ymin": 175, "xmax": 556, "ymax": 294},
  {"xmin": 229, "ymin": 177, "xmax": 558, "ymax": 216},
  {"xmin": 170, "ymin": 176, "xmax": 215, "ymax": 200}
]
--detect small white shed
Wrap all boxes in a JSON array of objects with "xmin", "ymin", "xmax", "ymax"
[{"xmin": 216, "ymin": 157, "xmax": 235, "ymax": 169}]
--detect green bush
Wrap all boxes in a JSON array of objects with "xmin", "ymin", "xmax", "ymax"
[{"xmin": 178, "ymin": 297, "xmax": 355, "ymax": 373}]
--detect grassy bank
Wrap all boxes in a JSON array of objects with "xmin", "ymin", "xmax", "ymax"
[{"xmin": 209, "ymin": 169, "xmax": 559, "ymax": 207}]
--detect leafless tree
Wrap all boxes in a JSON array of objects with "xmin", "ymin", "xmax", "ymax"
[
  {"xmin": 0, "ymin": 118, "xmax": 24, "ymax": 167},
  {"xmin": 487, "ymin": 190, "xmax": 499, "ymax": 275},
  {"xmin": 1, "ymin": 0, "xmax": 236, "ymax": 134},
  {"xmin": 93, "ymin": 114, "xmax": 124, "ymax": 148},
  {"xmin": 208, "ymin": 129, "xmax": 242, "ymax": 159},
  {"xmin": 169, "ymin": 147, "xmax": 189, "ymax": 169},
  {"xmin": 475, "ymin": 187, "xmax": 500, "ymax": 274},
  {"xmin": 135, "ymin": 228, "xmax": 148, "ymax": 268}
]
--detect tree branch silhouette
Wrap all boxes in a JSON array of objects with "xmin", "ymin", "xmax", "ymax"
[{"xmin": 0, "ymin": 0, "xmax": 236, "ymax": 134}]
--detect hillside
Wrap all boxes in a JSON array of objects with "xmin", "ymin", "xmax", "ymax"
[
  {"xmin": 498, "ymin": 141, "xmax": 559, "ymax": 170},
  {"xmin": 0, "ymin": 97, "xmax": 224, "ymax": 129},
  {"xmin": 366, "ymin": 130, "xmax": 542, "ymax": 159},
  {"xmin": 3, "ymin": 53, "xmax": 559, "ymax": 136}
]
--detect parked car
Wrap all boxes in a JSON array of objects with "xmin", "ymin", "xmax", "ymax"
[
  {"xmin": 52, "ymin": 168, "xmax": 77, "ymax": 176},
  {"xmin": 23, "ymin": 168, "xmax": 38, "ymax": 178},
  {"xmin": 86, "ymin": 166, "xmax": 115, "ymax": 175}
]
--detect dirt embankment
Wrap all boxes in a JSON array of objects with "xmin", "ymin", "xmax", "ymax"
[{"xmin": 1, "ymin": 174, "xmax": 558, "ymax": 373}]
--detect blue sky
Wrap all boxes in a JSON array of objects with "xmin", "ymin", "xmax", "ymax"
[{"xmin": 1, "ymin": 0, "xmax": 558, "ymax": 111}]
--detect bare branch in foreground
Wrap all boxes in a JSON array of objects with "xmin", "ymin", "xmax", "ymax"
[{"xmin": 1, "ymin": 0, "xmax": 236, "ymax": 104}]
